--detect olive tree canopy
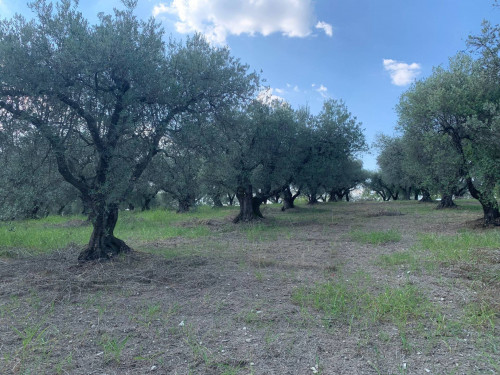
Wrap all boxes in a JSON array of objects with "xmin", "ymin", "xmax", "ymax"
[{"xmin": 0, "ymin": 0, "xmax": 259, "ymax": 260}]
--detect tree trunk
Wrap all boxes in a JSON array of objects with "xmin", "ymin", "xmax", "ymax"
[
  {"xmin": 402, "ymin": 188, "xmax": 411, "ymax": 200},
  {"xmin": 177, "ymin": 195, "xmax": 195, "ymax": 213},
  {"xmin": 78, "ymin": 203, "xmax": 131, "ymax": 261},
  {"xmin": 227, "ymin": 193, "xmax": 235, "ymax": 206},
  {"xmin": 282, "ymin": 187, "xmax": 299, "ymax": 211},
  {"xmin": 465, "ymin": 177, "xmax": 500, "ymax": 225},
  {"xmin": 345, "ymin": 192, "xmax": 350, "ymax": 202},
  {"xmin": 414, "ymin": 190, "xmax": 419, "ymax": 201},
  {"xmin": 233, "ymin": 185, "xmax": 263, "ymax": 223},
  {"xmin": 419, "ymin": 189, "xmax": 433, "ymax": 203},
  {"xmin": 212, "ymin": 194, "xmax": 223, "ymax": 208},
  {"xmin": 141, "ymin": 195, "xmax": 153, "ymax": 211},
  {"xmin": 57, "ymin": 204, "xmax": 66, "ymax": 216},
  {"xmin": 308, "ymin": 194, "xmax": 319, "ymax": 204},
  {"xmin": 482, "ymin": 202, "xmax": 500, "ymax": 225},
  {"xmin": 436, "ymin": 194, "xmax": 457, "ymax": 209},
  {"xmin": 328, "ymin": 190, "xmax": 337, "ymax": 202}
]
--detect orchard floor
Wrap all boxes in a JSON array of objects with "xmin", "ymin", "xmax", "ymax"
[{"xmin": 0, "ymin": 200, "xmax": 499, "ymax": 374}]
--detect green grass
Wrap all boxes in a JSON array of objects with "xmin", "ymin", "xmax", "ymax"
[
  {"xmin": 377, "ymin": 251, "xmax": 418, "ymax": 269},
  {"xmin": 350, "ymin": 229, "xmax": 402, "ymax": 245},
  {"xmin": 0, "ymin": 216, "xmax": 91, "ymax": 255},
  {"xmin": 292, "ymin": 273, "xmax": 429, "ymax": 326},
  {"xmin": 417, "ymin": 230, "xmax": 500, "ymax": 264},
  {"xmin": 0, "ymin": 206, "xmax": 236, "ymax": 256}
]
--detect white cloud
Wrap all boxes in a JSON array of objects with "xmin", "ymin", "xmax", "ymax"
[
  {"xmin": 315, "ymin": 21, "xmax": 333, "ymax": 37},
  {"xmin": 312, "ymin": 83, "xmax": 328, "ymax": 98},
  {"xmin": 153, "ymin": 0, "xmax": 331, "ymax": 44},
  {"xmin": 383, "ymin": 59, "xmax": 421, "ymax": 86}
]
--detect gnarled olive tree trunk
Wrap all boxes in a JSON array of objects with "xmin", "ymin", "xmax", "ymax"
[
  {"xmin": 212, "ymin": 194, "xmax": 223, "ymax": 208},
  {"xmin": 233, "ymin": 185, "xmax": 264, "ymax": 223},
  {"xmin": 282, "ymin": 186, "xmax": 299, "ymax": 210},
  {"xmin": 465, "ymin": 177, "xmax": 500, "ymax": 225},
  {"xmin": 419, "ymin": 189, "xmax": 433, "ymax": 203},
  {"xmin": 177, "ymin": 194, "xmax": 196, "ymax": 213},
  {"xmin": 436, "ymin": 194, "xmax": 456, "ymax": 209},
  {"xmin": 78, "ymin": 202, "xmax": 130, "ymax": 261}
]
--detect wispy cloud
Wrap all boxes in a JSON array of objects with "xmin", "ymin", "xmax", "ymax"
[
  {"xmin": 312, "ymin": 83, "xmax": 329, "ymax": 98},
  {"xmin": 315, "ymin": 21, "xmax": 333, "ymax": 37},
  {"xmin": 383, "ymin": 59, "xmax": 421, "ymax": 86},
  {"xmin": 153, "ymin": 0, "xmax": 331, "ymax": 44}
]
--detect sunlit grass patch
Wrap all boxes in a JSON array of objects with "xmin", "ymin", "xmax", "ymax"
[{"xmin": 349, "ymin": 229, "xmax": 402, "ymax": 245}]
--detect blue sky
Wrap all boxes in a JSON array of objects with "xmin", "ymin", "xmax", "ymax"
[{"xmin": 1, "ymin": 0, "xmax": 497, "ymax": 170}]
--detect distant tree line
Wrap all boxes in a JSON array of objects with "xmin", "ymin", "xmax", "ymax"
[
  {"xmin": 370, "ymin": 20, "xmax": 500, "ymax": 225},
  {"xmin": 0, "ymin": 0, "xmax": 367, "ymax": 260}
]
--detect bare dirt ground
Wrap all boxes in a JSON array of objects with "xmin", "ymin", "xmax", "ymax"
[{"xmin": 0, "ymin": 201, "xmax": 498, "ymax": 374}]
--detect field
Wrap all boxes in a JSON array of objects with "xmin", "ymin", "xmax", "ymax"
[{"xmin": 0, "ymin": 200, "xmax": 499, "ymax": 375}]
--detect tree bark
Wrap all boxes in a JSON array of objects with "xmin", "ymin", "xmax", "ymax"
[
  {"xmin": 465, "ymin": 177, "xmax": 500, "ymax": 225},
  {"xmin": 177, "ymin": 195, "xmax": 195, "ymax": 213},
  {"xmin": 419, "ymin": 189, "xmax": 433, "ymax": 203},
  {"xmin": 402, "ymin": 187, "xmax": 411, "ymax": 200},
  {"xmin": 328, "ymin": 191, "xmax": 338, "ymax": 202},
  {"xmin": 282, "ymin": 186, "xmax": 299, "ymax": 211},
  {"xmin": 414, "ymin": 190, "xmax": 419, "ymax": 201},
  {"xmin": 212, "ymin": 194, "xmax": 223, "ymax": 208},
  {"xmin": 308, "ymin": 194, "xmax": 319, "ymax": 204},
  {"xmin": 436, "ymin": 194, "xmax": 457, "ymax": 209},
  {"xmin": 78, "ymin": 203, "xmax": 130, "ymax": 261},
  {"xmin": 233, "ymin": 185, "xmax": 264, "ymax": 223}
]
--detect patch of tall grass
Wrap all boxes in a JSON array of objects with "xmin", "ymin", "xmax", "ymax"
[
  {"xmin": 0, "ymin": 206, "xmax": 236, "ymax": 256},
  {"xmin": 292, "ymin": 273, "xmax": 428, "ymax": 326},
  {"xmin": 418, "ymin": 230, "xmax": 500, "ymax": 264}
]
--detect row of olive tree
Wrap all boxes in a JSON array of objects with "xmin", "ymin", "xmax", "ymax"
[
  {"xmin": 0, "ymin": 0, "xmax": 368, "ymax": 260},
  {"xmin": 134, "ymin": 97, "xmax": 367, "ymax": 221},
  {"xmin": 373, "ymin": 22, "xmax": 500, "ymax": 224}
]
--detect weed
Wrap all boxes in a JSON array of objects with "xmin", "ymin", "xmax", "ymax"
[
  {"xmin": 377, "ymin": 251, "xmax": 418, "ymax": 270},
  {"xmin": 13, "ymin": 322, "xmax": 50, "ymax": 353},
  {"xmin": 99, "ymin": 334, "xmax": 129, "ymax": 363},
  {"xmin": 254, "ymin": 270, "xmax": 264, "ymax": 281},
  {"xmin": 463, "ymin": 301, "xmax": 497, "ymax": 330},
  {"xmin": 54, "ymin": 353, "xmax": 73, "ymax": 374}
]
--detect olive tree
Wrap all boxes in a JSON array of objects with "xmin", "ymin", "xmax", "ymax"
[
  {"xmin": 0, "ymin": 0, "xmax": 258, "ymax": 260},
  {"xmin": 398, "ymin": 54, "xmax": 499, "ymax": 224},
  {"xmin": 296, "ymin": 99, "xmax": 367, "ymax": 204}
]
